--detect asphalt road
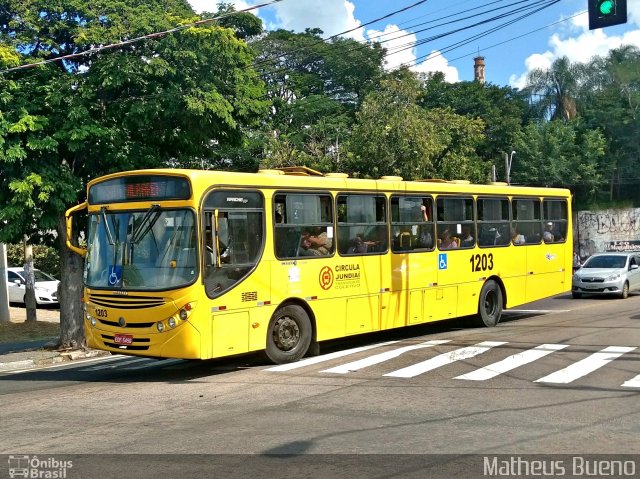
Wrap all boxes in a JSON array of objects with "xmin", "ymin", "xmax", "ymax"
[{"xmin": 0, "ymin": 292, "xmax": 639, "ymax": 477}]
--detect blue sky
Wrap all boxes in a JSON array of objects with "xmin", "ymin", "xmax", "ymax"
[{"xmin": 189, "ymin": 0, "xmax": 640, "ymax": 88}]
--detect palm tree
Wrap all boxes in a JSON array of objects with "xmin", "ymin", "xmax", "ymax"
[{"xmin": 525, "ymin": 56, "xmax": 584, "ymax": 121}]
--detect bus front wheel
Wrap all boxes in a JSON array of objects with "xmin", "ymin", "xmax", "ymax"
[
  {"xmin": 476, "ymin": 280, "xmax": 503, "ymax": 327},
  {"xmin": 266, "ymin": 304, "xmax": 312, "ymax": 364}
]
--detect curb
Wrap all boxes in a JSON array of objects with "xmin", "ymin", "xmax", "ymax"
[{"xmin": 0, "ymin": 349, "xmax": 112, "ymax": 372}]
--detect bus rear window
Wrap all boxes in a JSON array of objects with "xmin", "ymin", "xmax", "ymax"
[{"xmin": 88, "ymin": 176, "xmax": 191, "ymax": 204}]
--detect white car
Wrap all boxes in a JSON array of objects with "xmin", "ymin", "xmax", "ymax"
[{"xmin": 6, "ymin": 267, "xmax": 60, "ymax": 306}]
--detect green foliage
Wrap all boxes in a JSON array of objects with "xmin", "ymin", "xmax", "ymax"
[
  {"xmin": 0, "ymin": 0, "xmax": 268, "ymax": 246},
  {"xmin": 6, "ymin": 244, "xmax": 60, "ymax": 277},
  {"xmin": 422, "ymin": 73, "xmax": 530, "ymax": 176},
  {"xmin": 347, "ymin": 69, "xmax": 487, "ymax": 181},
  {"xmin": 512, "ymin": 120, "xmax": 606, "ymax": 199},
  {"xmin": 251, "ymin": 28, "xmax": 385, "ymax": 171}
]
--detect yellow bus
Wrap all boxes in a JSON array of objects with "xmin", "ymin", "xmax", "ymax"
[{"xmin": 65, "ymin": 167, "xmax": 572, "ymax": 364}]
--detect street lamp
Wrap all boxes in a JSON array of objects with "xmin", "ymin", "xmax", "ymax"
[{"xmin": 505, "ymin": 150, "xmax": 515, "ymax": 185}]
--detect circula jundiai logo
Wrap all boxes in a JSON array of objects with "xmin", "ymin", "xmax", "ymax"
[{"xmin": 319, "ymin": 266, "xmax": 334, "ymax": 290}]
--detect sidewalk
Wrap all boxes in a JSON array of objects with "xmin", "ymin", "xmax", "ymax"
[{"xmin": 0, "ymin": 306, "xmax": 110, "ymax": 372}]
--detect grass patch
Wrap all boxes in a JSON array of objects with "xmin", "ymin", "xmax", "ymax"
[{"xmin": 0, "ymin": 321, "xmax": 59, "ymax": 344}]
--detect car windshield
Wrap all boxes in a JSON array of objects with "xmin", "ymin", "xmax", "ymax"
[
  {"xmin": 582, "ymin": 255, "xmax": 627, "ymax": 269},
  {"xmin": 14, "ymin": 270, "xmax": 57, "ymax": 282},
  {"xmin": 85, "ymin": 208, "xmax": 197, "ymax": 290}
]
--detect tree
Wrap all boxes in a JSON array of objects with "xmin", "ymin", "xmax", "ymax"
[
  {"xmin": 512, "ymin": 119, "xmax": 607, "ymax": 203},
  {"xmin": 347, "ymin": 69, "xmax": 487, "ymax": 181},
  {"xmin": 525, "ymin": 56, "xmax": 584, "ymax": 121},
  {"xmin": 251, "ymin": 29, "xmax": 385, "ymax": 171},
  {"xmin": 0, "ymin": 0, "xmax": 267, "ymax": 347},
  {"xmin": 421, "ymin": 72, "xmax": 530, "ymax": 178},
  {"xmin": 580, "ymin": 46, "xmax": 640, "ymax": 202}
]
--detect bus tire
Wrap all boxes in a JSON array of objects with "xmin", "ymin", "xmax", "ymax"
[
  {"xmin": 476, "ymin": 280, "xmax": 503, "ymax": 327},
  {"xmin": 266, "ymin": 305, "xmax": 312, "ymax": 364}
]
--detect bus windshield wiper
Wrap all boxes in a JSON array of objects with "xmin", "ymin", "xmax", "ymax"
[
  {"xmin": 101, "ymin": 207, "xmax": 115, "ymax": 245},
  {"xmin": 131, "ymin": 204, "xmax": 161, "ymax": 244}
]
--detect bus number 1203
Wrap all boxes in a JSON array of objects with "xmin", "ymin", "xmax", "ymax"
[{"xmin": 470, "ymin": 253, "xmax": 494, "ymax": 272}]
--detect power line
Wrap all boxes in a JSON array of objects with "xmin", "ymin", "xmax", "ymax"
[
  {"xmin": 399, "ymin": 0, "xmax": 561, "ymax": 69},
  {"xmin": 251, "ymin": 0, "xmax": 436, "ymax": 70},
  {"xmin": 0, "ymin": 0, "xmax": 286, "ymax": 75}
]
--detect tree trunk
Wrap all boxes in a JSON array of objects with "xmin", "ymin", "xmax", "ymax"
[
  {"xmin": 57, "ymin": 213, "xmax": 86, "ymax": 349},
  {"xmin": 23, "ymin": 237, "xmax": 38, "ymax": 323}
]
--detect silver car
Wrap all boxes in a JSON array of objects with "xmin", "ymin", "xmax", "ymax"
[{"xmin": 572, "ymin": 252, "xmax": 640, "ymax": 299}]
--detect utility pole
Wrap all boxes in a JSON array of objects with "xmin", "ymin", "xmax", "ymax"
[{"xmin": 0, "ymin": 243, "xmax": 9, "ymax": 323}]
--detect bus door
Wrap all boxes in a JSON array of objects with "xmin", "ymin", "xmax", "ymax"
[
  {"xmin": 202, "ymin": 190, "xmax": 266, "ymax": 358},
  {"xmin": 388, "ymin": 195, "xmax": 441, "ymax": 326},
  {"xmin": 528, "ymin": 199, "xmax": 570, "ymax": 300}
]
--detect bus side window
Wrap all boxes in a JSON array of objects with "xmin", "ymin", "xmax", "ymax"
[
  {"xmin": 337, "ymin": 194, "xmax": 387, "ymax": 256},
  {"xmin": 273, "ymin": 192, "xmax": 334, "ymax": 259}
]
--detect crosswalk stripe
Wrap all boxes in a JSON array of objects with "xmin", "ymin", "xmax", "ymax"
[
  {"xmin": 455, "ymin": 343, "xmax": 569, "ymax": 381},
  {"xmin": 126, "ymin": 358, "xmax": 185, "ymax": 370},
  {"xmin": 621, "ymin": 374, "xmax": 640, "ymax": 388},
  {"xmin": 83, "ymin": 356, "xmax": 150, "ymax": 371},
  {"xmin": 383, "ymin": 341, "xmax": 506, "ymax": 378},
  {"xmin": 265, "ymin": 341, "xmax": 400, "ymax": 372},
  {"xmin": 320, "ymin": 340, "xmax": 451, "ymax": 374},
  {"xmin": 535, "ymin": 346, "xmax": 637, "ymax": 384}
]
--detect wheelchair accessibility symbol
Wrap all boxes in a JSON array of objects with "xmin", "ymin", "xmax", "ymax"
[
  {"xmin": 438, "ymin": 254, "xmax": 448, "ymax": 270},
  {"xmin": 108, "ymin": 265, "xmax": 122, "ymax": 285}
]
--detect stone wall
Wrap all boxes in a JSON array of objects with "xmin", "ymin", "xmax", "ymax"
[{"xmin": 575, "ymin": 208, "xmax": 640, "ymax": 259}]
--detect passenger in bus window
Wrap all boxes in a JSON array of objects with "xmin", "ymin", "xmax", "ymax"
[
  {"xmin": 348, "ymin": 234, "xmax": 368, "ymax": 254},
  {"xmin": 543, "ymin": 222, "xmax": 555, "ymax": 242},
  {"xmin": 512, "ymin": 227, "xmax": 526, "ymax": 245},
  {"xmin": 420, "ymin": 203, "xmax": 429, "ymax": 221},
  {"xmin": 300, "ymin": 228, "xmax": 331, "ymax": 256},
  {"xmin": 439, "ymin": 229, "xmax": 458, "ymax": 249},
  {"xmin": 460, "ymin": 224, "xmax": 474, "ymax": 247}
]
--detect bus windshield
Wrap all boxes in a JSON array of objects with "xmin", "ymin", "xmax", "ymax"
[{"xmin": 85, "ymin": 208, "xmax": 198, "ymax": 290}]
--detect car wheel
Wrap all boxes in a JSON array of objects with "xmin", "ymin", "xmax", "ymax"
[
  {"xmin": 571, "ymin": 292, "xmax": 582, "ymax": 299},
  {"xmin": 266, "ymin": 305, "xmax": 312, "ymax": 364},
  {"xmin": 620, "ymin": 282, "xmax": 629, "ymax": 299},
  {"xmin": 476, "ymin": 279, "xmax": 503, "ymax": 327}
]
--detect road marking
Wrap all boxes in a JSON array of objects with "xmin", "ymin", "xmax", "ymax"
[
  {"xmin": 621, "ymin": 374, "xmax": 640, "ymax": 388},
  {"xmin": 320, "ymin": 340, "xmax": 451, "ymax": 374},
  {"xmin": 82, "ymin": 356, "xmax": 148, "ymax": 371},
  {"xmin": 505, "ymin": 309, "xmax": 570, "ymax": 314},
  {"xmin": 383, "ymin": 341, "xmax": 506, "ymax": 378},
  {"xmin": 2, "ymin": 354, "xmax": 126, "ymax": 375},
  {"xmin": 454, "ymin": 344, "xmax": 568, "ymax": 381},
  {"xmin": 535, "ymin": 346, "xmax": 637, "ymax": 384},
  {"xmin": 124, "ymin": 358, "xmax": 185, "ymax": 370},
  {"xmin": 265, "ymin": 341, "xmax": 399, "ymax": 372}
]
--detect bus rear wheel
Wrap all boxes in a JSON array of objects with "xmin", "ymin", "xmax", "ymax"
[
  {"xmin": 266, "ymin": 305, "xmax": 312, "ymax": 364},
  {"xmin": 476, "ymin": 280, "xmax": 503, "ymax": 327}
]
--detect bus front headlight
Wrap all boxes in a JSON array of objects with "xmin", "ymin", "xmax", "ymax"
[{"xmin": 156, "ymin": 322, "xmax": 165, "ymax": 333}]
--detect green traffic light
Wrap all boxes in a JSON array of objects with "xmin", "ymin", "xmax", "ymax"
[{"xmin": 598, "ymin": 0, "xmax": 615, "ymax": 15}]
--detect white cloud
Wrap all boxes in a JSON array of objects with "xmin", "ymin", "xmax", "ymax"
[
  {"xmin": 271, "ymin": 0, "xmax": 364, "ymax": 40},
  {"xmin": 509, "ymin": 9, "xmax": 640, "ymax": 89},
  {"xmin": 189, "ymin": 0, "xmax": 254, "ymax": 14},
  {"xmin": 366, "ymin": 25, "xmax": 459, "ymax": 82}
]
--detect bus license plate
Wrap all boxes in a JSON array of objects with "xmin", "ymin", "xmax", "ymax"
[{"xmin": 114, "ymin": 334, "xmax": 133, "ymax": 345}]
